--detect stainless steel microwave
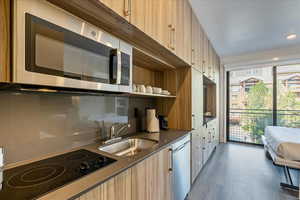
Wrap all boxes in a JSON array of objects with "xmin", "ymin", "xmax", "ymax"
[{"xmin": 13, "ymin": 0, "xmax": 132, "ymax": 93}]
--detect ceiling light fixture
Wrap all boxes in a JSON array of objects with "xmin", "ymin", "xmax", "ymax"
[
  {"xmin": 286, "ymin": 34, "xmax": 297, "ymax": 40},
  {"xmin": 272, "ymin": 57, "xmax": 279, "ymax": 61}
]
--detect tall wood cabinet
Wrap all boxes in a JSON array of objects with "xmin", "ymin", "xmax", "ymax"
[
  {"xmin": 191, "ymin": 68, "xmax": 204, "ymax": 182},
  {"xmin": 190, "ymin": 40, "xmax": 220, "ymax": 183}
]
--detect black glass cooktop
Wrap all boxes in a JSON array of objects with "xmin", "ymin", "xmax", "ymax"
[{"xmin": 0, "ymin": 149, "xmax": 116, "ymax": 200}]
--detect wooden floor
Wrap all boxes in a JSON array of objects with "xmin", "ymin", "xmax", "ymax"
[{"xmin": 189, "ymin": 143, "xmax": 299, "ymax": 200}]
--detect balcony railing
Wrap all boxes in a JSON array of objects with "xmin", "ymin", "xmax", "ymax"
[
  {"xmin": 229, "ymin": 108, "xmax": 300, "ymax": 144},
  {"xmin": 277, "ymin": 109, "xmax": 300, "ymax": 128}
]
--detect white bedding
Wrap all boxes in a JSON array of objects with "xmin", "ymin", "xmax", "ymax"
[{"xmin": 264, "ymin": 126, "xmax": 300, "ymax": 161}]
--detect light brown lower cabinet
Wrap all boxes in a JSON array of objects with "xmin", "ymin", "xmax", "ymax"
[
  {"xmin": 75, "ymin": 146, "xmax": 172, "ymax": 200},
  {"xmin": 191, "ymin": 131, "xmax": 203, "ymax": 183},
  {"xmin": 132, "ymin": 147, "xmax": 172, "ymax": 200},
  {"xmin": 75, "ymin": 169, "xmax": 132, "ymax": 200}
]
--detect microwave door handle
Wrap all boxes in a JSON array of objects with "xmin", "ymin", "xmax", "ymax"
[{"xmin": 116, "ymin": 49, "xmax": 121, "ymax": 85}]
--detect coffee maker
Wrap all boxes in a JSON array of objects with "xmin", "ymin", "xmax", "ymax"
[{"xmin": 158, "ymin": 115, "xmax": 169, "ymax": 130}]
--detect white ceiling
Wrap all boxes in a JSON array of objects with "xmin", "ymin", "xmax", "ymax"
[{"xmin": 189, "ymin": 0, "xmax": 300, "ymax": 59}]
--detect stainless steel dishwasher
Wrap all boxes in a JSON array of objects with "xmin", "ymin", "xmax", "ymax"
[{"xmin": 171, "ymin": 134, "xmax": 191, "ymax": 200}]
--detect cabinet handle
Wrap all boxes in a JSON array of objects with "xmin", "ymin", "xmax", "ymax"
[
  {"xmin": 168, "ymin": 24, "xmax": 172, "ymax": 49},
  {"xmin": 202, "ymin": 60, "xmax": 206, "ymax": 74},
  {"xmin": 124, "ymin": 0, "xmax": 131, "ymax": 16},
  {"xmin": 192, "ymin": 114, "xmax": 196, "ymax": 130},
  {"xmin": 168, "ymin": 148, "xmax": 173, "ymax": 172},
  {"xmin": 171, "ymin": 27, "xmax": 176, "ymax": 50},
  {"xmin": 191, "ymin": 49, "xmax": 195, "ymax": 65}
]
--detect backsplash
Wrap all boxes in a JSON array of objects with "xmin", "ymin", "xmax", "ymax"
[
  {"xmin": 0, "ymin": 91, "xmax": 128, "ymax": 164},
  {"xmin": 0, "ymin": 91, "xmax": 157, "ymax": 165}
]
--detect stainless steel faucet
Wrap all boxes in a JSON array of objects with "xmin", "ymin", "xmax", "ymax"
[
  {"xmin": 104, "ymin": 123, "xmax": 130, "ymax": 144},
  {"xmin": 110, "ymin": 123, "xmax": 130, "ymax": 138}
]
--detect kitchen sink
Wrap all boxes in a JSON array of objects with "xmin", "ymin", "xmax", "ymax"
[{"xmin": 98, "ymin": 138, "xmax": 158, "ymax": 157}]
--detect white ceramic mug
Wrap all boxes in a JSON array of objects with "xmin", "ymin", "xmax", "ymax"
[
  {"xmin": 146, "ymin": 86, "xmax": 153, "ymax": 94},
  {"xmin": 132, "ymin": 84, "xmax": 137, "ymax": 92},
  {"xmin": 138, "ymin": 85, "xmax": 146, "ymax": 93},
  {"xmin": 161, "ymin": 90, "xmax": 170, "ymax": 95},
  {"xmin": 153, "ymin": 87, "xmax": 162, "ymax": 94}
]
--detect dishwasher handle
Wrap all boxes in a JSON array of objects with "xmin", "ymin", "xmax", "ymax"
[
  {"xmin": 173, "ymin": 141, "xmax": 190, "ymax": 152},
  {"xmin": 169, "ymin": 148, "xmax": 173, "ymax": 172}
]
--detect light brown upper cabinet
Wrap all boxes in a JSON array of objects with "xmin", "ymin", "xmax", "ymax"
[
  {"xmin": 163, "ymin": 0, "xmax": 192, "ymax": 65},
  {"xmin": 132, "ymin": 0, "xmax": 192, "ymax": 65},
  {"xmin": 99, "ymin": 0, "xmax": 192, "ymax": 66},
  {"xmin": 152, "ymin": 0, "xmax": 177, "ymax": 53},
  {"xmin": 208, "ymin": 41, "xmax": 213, "ymax": 79},
  {"xmin": 99, "ymin": 0, "xmax": 131, "ymax": 21},
  {"xmin": 199, "ymin": 26, "xmax": 204, "ymax": 72},
  {"xmin": 202, "ymin": 34, "xmax": 209, "ymax": 76},
  {"xmin": 130, "ymin": 0, "xmax": 146, "ymax": 31},
  {"xmin": 212, "ymin": 48, "xmax": 217, "ymax": 81},
  {"xmin": 191, "ymin": 11, "xmax": 202, "ymax": 71},
  {"xmin": 179, "ymin": 0, "xmax": 192, "ymax": 65}
]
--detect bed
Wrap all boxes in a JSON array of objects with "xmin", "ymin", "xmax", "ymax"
[
  {"xmin": 264, "ymin": 126, "xmax": 300, "ymax": 162},
  {"xmin": 262, "ymin": 126, "xmax": 300, "ymax": 192}
]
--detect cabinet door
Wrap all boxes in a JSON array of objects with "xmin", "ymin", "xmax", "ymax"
[
  {"xmin": 191, "ymin": 11, "xmax": 203, "ymax": 71},
  {"xmin": 208, "ymin": 41, "xmax": 214, "ymax": 79},
  {"xmin": 152, "ymin": 0, "xmax": 177, "ymax": 53},
  {"xmin": 132, "ymin": 146, "xmax": 172, "ymax": 200},
  {"xmin": 199, "ymin": 26, "xmax": 204, "ymax": 73},
  {"xmin": 191, "ymin": 130, "xmax": 202, "ymax": 183},
  {"xmin": 202, "ymin": 130, "xmax": 209, "ymax": 164},
  {"xmin": 191, "ymin": 12, "xmax": 199, "ymax": 69},
  {"xmin": 160, "ymin": 0, "xmax": 173, "ymax": 49},
  {"xmin": 183, "ymin": 0, "xmax": 192, "ymax": 65},
  {"xmin": 130, "ymin": 0, "xmax": 146, "ymax": 31},
  {"xmin": 75, "ymin": 169, "xmax": 132, "ymax": 200},
  {"xmin": 99, "ymin": 0, "xmax": 130, "ymax": 21},
  {"xmin": 192, "ymin": 68, "xmax": 203, "ymax": 131},
  {"xmin": 167, "ymin": 0, "xmax": 192, "ymax": 64},
  {"xmin": 202, "ymin": 34, "xmax": 209, "ymax": 76},
  {"xmin": 142, "ymin": 0, "xmax": 169, "ymax": 48}
]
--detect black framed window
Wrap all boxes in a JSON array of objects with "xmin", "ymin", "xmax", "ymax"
[{"xmin": 227, "ymin": 65, "xmax": 300, "ymax": 145}]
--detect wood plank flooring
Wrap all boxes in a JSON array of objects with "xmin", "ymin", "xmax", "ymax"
[{"xmin": 188, "ymin": 143, "xmax": 299, "ymax": 200}]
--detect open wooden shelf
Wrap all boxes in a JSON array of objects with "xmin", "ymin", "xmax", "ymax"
[
  {"xmin": 129, "ymin": 92, "xmax": 176, "ymax": 98},
  {"xmin": 47, "ymin": 0, "xmax": 189, "ymax": 69},
  {"xmin": 133, "ymin": 48, "xmax": 176, "ymax": 71}
]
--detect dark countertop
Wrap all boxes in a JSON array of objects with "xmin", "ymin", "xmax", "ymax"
[{"xmin": 27, "ymin": 129, "xmax": 190, "ymax": 200}]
